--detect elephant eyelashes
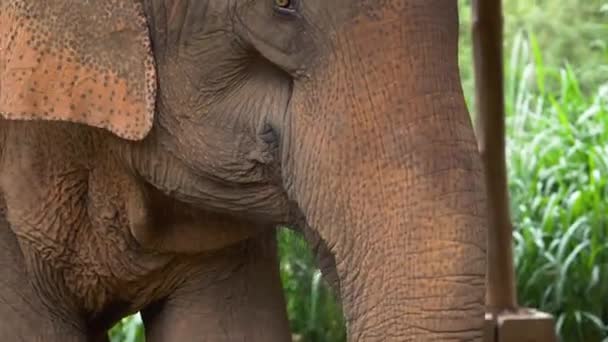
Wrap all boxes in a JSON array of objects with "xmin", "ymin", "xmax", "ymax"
[{"xmin": 273, "ymin": 0, "xmax": 298, "ymax": 15}]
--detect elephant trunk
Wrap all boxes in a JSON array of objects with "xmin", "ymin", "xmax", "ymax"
[{"xmin": 281, "ymin": 1, "xmax": 487, "ymax": 340}]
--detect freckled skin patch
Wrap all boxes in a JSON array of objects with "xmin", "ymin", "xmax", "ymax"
[{"xmin": 0, "ymin": 0, "xmax": 156, "ymax": 140}]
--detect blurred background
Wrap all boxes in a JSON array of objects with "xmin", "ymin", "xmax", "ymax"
[{"xmin": 110, "ymin": 1, "xmax": 608, "ymax": 341}]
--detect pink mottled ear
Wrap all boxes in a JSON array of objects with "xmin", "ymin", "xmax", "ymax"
[{"xmin": 0, "ymin": 0, "xmax": 156, "ymax": 141}]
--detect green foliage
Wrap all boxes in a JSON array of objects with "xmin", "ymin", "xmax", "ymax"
[
  {"xmin": 278, "ymin": 229, "xmax": 346, "ymax": 342},
  {"xmin": 458, "ymin": 0, "xmax": 608, "ymax": 104},
  {"xmin": 109, "ymin": 314, "xmax": 144, "ymax": 342},
  {"xmin": 506, "ymin": 34, "xmax": 608, "ymax": 341},
  {"xmin": 501, "ymin": 0, "xmax": 608, "ymax": 93}
]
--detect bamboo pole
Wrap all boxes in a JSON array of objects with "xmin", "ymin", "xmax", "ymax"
[{"xmin": 471, "ymin": 0, "xmax": 518, "ymax": 311}]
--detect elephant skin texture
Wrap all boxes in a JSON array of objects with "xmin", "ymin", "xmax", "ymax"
[{"xmin": 0, "ymin": 0, "xmax": 488, "ymax": 341}]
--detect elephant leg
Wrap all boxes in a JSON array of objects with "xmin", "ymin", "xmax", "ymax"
[
  {"xmin": 0, "ymin": 210, "xmax": 89, "ymax": 341},
  {"xmin": 142, "ymin": 229, "xmax": 291, "ymax": 342}
]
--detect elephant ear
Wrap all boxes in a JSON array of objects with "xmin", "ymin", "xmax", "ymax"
[{"xmin": 0, "ymin": 0, "xmax": 156, "ymax": 140}]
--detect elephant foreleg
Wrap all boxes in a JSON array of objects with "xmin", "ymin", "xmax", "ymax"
[
  {"xmin": 0, "ymin": 209, "xmax": 89, "ymax": 342},
  {"xmin": 141, "ymin": 229, "xmax": 292, "ymax": 342}
]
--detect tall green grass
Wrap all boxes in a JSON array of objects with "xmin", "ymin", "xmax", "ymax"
[
  {"xmin": 501, "ymin": 0, "xmax": 608, "ymax": 93},
  {"xmin": 278, "ymin": 229, "xmax": 345, "ymax": 342},
  {"xmin": 507, "ymin": 33, "xmax": 608, "ymax": 341},
  {"xmin": 109, "ymin": 313, "xmax": 144, "ymax": 342},
  {"xmin": 458, "ymin": 0, "xmax": 608, "ymax": 101}
]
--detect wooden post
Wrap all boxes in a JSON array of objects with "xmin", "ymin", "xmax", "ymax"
[
  {"xmin": 472, "ymin": 0, "xmax": 517, "ymax": 312},
  {"xmin": 471, "ymin": 1, "xmax": 556, "ymax": 341}
]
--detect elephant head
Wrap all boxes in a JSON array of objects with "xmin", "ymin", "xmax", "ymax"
[{"xmin": 0, "ymin": 0, "xmax": 487, "ymax": 340}]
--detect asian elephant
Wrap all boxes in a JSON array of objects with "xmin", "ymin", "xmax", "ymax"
[{"xmin": 0, "ymin": 0, "xmax": 488, "ymax": 341}]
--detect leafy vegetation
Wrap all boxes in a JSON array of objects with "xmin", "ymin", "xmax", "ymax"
[
  {"xmin": 278, "ymin": 229, "xmax": 345, "ymax": 342},
  {"xmin": 109, "ymin": 313, "xmax": 144, "ymax": 342},
  {"xmin": 110, "ymin": 1, "xmax": 608, "ymax": 341},
  {"xmin": 507, "ymin": 34, "xmax": 608, "ymax": 341}
]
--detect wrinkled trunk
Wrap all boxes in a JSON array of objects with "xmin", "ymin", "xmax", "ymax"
[{"xmin": 281, "ymin": 1, "xmax": 487, "ymax": 340}]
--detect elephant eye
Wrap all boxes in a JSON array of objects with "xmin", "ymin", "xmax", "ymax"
[{"xmin": 273, "ymin": 0, "xmax": 298, "ymax": 15}]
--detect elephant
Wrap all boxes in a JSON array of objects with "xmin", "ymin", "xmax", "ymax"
[{"xmin": 0, "ymin": 0, "xmax": 488, "ymax": 341}]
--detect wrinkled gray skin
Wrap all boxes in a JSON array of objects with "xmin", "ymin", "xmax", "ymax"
[{"xmin": 0, "ymin": 0, "xmax": 487, "ymax": 341}]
